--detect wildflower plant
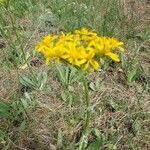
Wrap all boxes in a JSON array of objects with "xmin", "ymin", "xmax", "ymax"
[{"xmin": 36, "ymin": 28, "xmax": 124, "ymax": 149}]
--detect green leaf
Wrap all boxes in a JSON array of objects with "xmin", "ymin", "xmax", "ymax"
[
  {"xmin": 24, "ymin": 92, "xmax": 31, "ymax": 101},
  {"xmin": 78, "ymin": 134, "xmax": 88, "ymax": 150},
  {"xmin": 0, "ymin": 111, "xmax": 11, "ymax": 119},
  {"xmin": 56, "ymin": 65, "xmax": 66, "ymax": 86},
  {"xmin": 132, "ymin": 121, "xmax": 141, "ymax": 135},
  {"xmin": 65, "ymin": 66, "xmax": 70, "ymax": 85},
  {"xmin": 127, "ymin": 69, "xmax": 137, "ymax": 82},
  {"xmin": 94, "ymin": 128, "xmax": 101, "ymax": 139},
  {"xmin": 60, "ymin": 91, "xmax": 67, "ymax": 102},
  {"xmin": 56, "ymin": 65, "xmax": 82, "ymax": 88},
  {"xmin": 87, "ymin": 139, "xmax": 103, "ymax": 150},
  {"xmin": 20, "ymin": 75, "xmax": 36, "ymax": 88},
  {"xmin": 69, "ymin": 67, "xmax": 77, "ymax": 83},
  {"xmin": 0, "ymin": 102, "xmax": 10, "ymax": 111},
  {"xmin": 20, "ymin": 98, "xmax": 28, "ymax": 110},
  {"xmin": 107, "ymin": 144, "xmax": 117, "ymax": 150},
  {"xmin": 89, "ymin": 82, "xmax": 96, "ymax": 91},
  {"xmin": 107, "ymin": 100, "xmax": 118, "ymax": 112},
  {"xmin": 127, "ymin": 64, "xmax": 144, "ymax": 83},
  {"xmin": 69, "ymin": 67, "xmax": 82, "ymax": 84},
  {"xmin": 0, "ymin": 102, "xmax": 12, "ymax": 119},
  {"xmin": 57, "ymin": 129, "xmax": 63, "ymax": 149},
  {"xmin": 38, "ymin": 71, "xmax": 47, "ymax": 90},
  {"xmin": 89, "ymin": 79, "xmax": 101, "ymax": 92}
]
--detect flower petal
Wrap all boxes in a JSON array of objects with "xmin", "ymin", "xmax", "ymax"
[
  {"xmin": 105, "ymin": 52, "xmax": 120, "ymax": 62},
  {"xmin": 83, "ymin": 62, "xmax": 90, "ymax": 71},
  {"xmin": 118, "ymin": 46, "xmax": 125, "ymax": 52},
  {"xmin": 90, "ymin": 60, "xmax": 100, "ymax": 70},
  {"xmin": 75, "ymin": 59, "xmax": 86, "ymax": 66}
]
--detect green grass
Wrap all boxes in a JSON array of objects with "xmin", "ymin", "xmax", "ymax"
[{"xmin": 0, "ymin": 0, "xmax": 150, "ymax": 149}]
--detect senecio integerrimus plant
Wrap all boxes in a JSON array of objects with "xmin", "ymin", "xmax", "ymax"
[{"xmin": 36, "ymin": 28, "xmax": 125, "ymax": 150}]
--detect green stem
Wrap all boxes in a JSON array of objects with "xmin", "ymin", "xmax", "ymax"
[
  {"xmin": 82, "ymin": 75, "xmax": 90, "ymax": 134},
  {"xmin": 79, "ymin": 74, "xmax": 91, "ymax": 150}
]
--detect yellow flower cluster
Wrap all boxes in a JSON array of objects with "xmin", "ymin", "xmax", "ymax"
[{"xmin": 36, "ymin": 28, "xmax": 124, "ymax": 71}]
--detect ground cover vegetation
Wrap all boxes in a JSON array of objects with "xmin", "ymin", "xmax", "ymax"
[{"xmin": 0, "ymin": 0, "xmax": 149, "ymax": 149}]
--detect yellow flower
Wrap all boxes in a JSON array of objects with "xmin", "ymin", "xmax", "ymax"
[
  {"xmin": 63, "ymin": 42, "xmax": 86, "ymax": 66},
  {"xmin": 35, "ymin": 28, "xmax": 124, "ymax": 71},
  {"xmin": 36, "ymin": 35, "xmax": 55, "ymax": 52},
  {"xmin": 94, "ymin": 37, "xmax": 124, "ymax": 62},
  {"xmin": 83, "ymin": 48, "xmax": 100, "ymax": 71}
]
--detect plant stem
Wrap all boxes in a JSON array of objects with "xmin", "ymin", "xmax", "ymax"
[
  {"xmin": 82, "ymin": 75, "xmax": 90, "ymax": 135},
  {"xmin": 79, "ymin": 74, "xmax": 91, "ymax": 150}
]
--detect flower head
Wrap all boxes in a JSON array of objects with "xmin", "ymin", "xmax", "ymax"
[{"xmin": 36, "ymin": 28, "xmax": 124, "ymax": 71}]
